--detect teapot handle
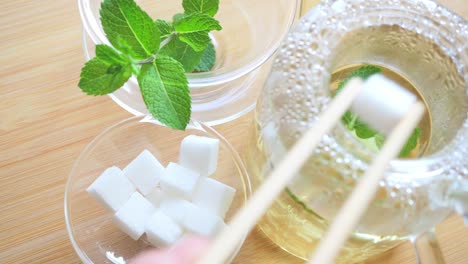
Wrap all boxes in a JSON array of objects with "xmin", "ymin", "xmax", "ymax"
[{"xmin": 411, "ymin": 230, "xmax": 445, "ymax": 264}]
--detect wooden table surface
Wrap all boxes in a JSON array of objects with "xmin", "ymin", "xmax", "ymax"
[{"xmin": 1, "ymin": 0, "xmax": 467, "ymax": 263}]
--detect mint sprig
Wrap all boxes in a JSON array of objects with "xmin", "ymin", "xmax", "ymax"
[
  {"xmin": 335, "ymin": 65, "xmax": 421, "ymax": 158},
  {"xmin": 78, "ymin": 0, "xmax": 222, "ymax": 130}
]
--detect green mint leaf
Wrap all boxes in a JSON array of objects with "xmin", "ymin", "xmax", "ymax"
[
  {"xmin": 183, "ymin": 0, "xmax": 219, "ymax": 17},
  {"xmin": 174, "ymin": 13, "xmax": 222, "ymax": 52},
  {"xmin": 103, "ymin": 37, "xmax": 141, "ymax": 75},
  {"xmin": 374, "ymin": 134, "xmax": 385, "ymax": 149},
  {"xmin": 341, "ymin": 112, "xmax": 356, "ymax": 130},
  {"xmin": 95, "ymin": 43, "xmax": 128, "ymax": 63},
  {"xmin": 173, "ymin": 13, "xmax": 186, "ymax": 24},
  {"xmin": 79, "ymin": 45, "xmax": 133, "ymax": 95},
  {"xmin": 335, "ymin": 65, "xmax": 382, "ymax": 95},
  {"xmin": 100, "ymin": 0, "xmax": 160, "ymax": 60},
  {"xmin": 370, "ymin": 128, "xmax": 421, "ymax": 157},
  {"xmin": 137, "ymin": 55, "xmax": 191, "ymax": 130},
  {"xmin": 354, "ymin": 119, "xmax": 378, "ymax": 139},
  {"xmin": 194, "ymin": 41, "xmax": 216, "ymax": 72},
  {"xmin": 159, "ymin": 36, "xmax": 204, "ymax": 72},
  {"xmin": 285, "ymin": 188, "xmax": 316, "ymax": 215},
  {"xmin": 399, "ymin": 127, "xmax": 421, "ymax": 157},
  {"xmin": 155, "ymin": 19, "xmax": 174, "ymax": 41}
]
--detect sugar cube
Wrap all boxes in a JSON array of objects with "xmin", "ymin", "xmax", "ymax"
[
  {"xmin": 350, "ymin": 74, "xmax": 417, "ymax": 135},
  {"xmin": 182, "ymin": 205, "xmax": 225, "ymax": 237},
  {"xmin": 145, "ymin": 210, "xmax": 183, "ymax": 248},
  {"xmin": 87, "ymin": 166, "xmax": 135, "ymax": 212},
  {"xmin": 180, "ymin": 135, "xmax": 219, "ymax": 176},
  {"xmin": 113, "ymin": 192, "xmax": 155, "ymax": 240},
  {"xmin": 193, "ymin": 178, "xmax": 236, "ymax": 218},
  {"xmin": 145, "ymin": 187, "xmax": 167, "ymax": 207},
  {"xmin": 159, "ymin": 198, "xmax": 197, "ymax": 225},
  {"xmin": 124, "ymin": 150, "xmax": 165, "ymax": 195},
  {"xmin": 160, "ymin": 163, "xmax": 200, "ymax": 200}
]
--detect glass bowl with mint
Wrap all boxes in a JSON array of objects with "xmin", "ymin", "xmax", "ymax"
[{"xmin": 78, "ymin": 0, "xmax": 297, "ymax": 128}]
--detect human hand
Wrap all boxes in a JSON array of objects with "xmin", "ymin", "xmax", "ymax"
[{"xmin": 130, "ymin": 236, "xmax": 210, "ymax": 264}]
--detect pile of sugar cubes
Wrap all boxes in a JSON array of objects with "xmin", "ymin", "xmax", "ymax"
[{"xmin": 87, "ymin": 135, "xmax": 236, "ymax": 248}]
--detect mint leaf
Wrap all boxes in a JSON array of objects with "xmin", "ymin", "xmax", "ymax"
[
  {"xmin": 194, "ymin": 42, "xmax": 216, "ymax": 72},
  {"xmin": 79, "ymin": 45, "xmax": 133, "ymax": 95},
  {"xmin": 375, "ymin": 134, "xmax": 385, "ymax": 149},
  {"xmin": 160, "ymin": 37, "xmax": 204, "ymax": 72},
  {"xmin": 354, "ymin": 119, "xmax": 378, "ymax": 139},
  {"xmin": 341, "ymin": 112, "xmax": 356, "ymax": 130},
  {"xmin": 173, "ymin": 13, "xmax": 186, "ymax": 24},
  {"xmin": 174, "ymin": 13, "xmax": 222, "ymax": 52},
  {"xmin": 155, "ymin": 19, "xmax": 174, "ymax": 41},
  {"xmin": 399, "ymin": 128, "xmax": 421, "ymax": 157},
  {"xmin": 285, "ymin": 188, "xmax": 316, "ymax": 215},
  {"xmin": 183, "ymin": 0, "xmax": 219, "ymax": 17},
  {"xmin": 370, "ymin": 128, "xmax": 421, "ymax": 157},
  {"xmin": 100, "ymin": 0, "xmax": 160, "ymax": 60},
  {"xmin": 95, "ymin": 44, "xmax": 128, "ymax": 63},
  {"xmin": 335, "ymin": 65, "xmax": 382, "ymax": 95},
  {"xmin": 137, "ymin": 55, "xmax": 191, "ymax": 130}
]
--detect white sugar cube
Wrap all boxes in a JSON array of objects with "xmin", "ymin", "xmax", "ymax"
[
  {"xmin": 193, "ymin": 178, "xmax": 236, "ymax": 218},
  {"xmin": 145, "ymin": 210, "xmax": 183, "ymax": 248},
  {"xmin": 113, "ymin": 192, "xmax": 155, "ymax": 240},
  {"xmin": 160, "ymin": 163, "xmax": 200, "ymax": 200},
  {"xmin": 180, "ymin": 135, "xmax": 219, "ymax": 176},
  {"xmin": 350, "ymin": 75, "xmax": 417, "ymax": 135},
  {"xmin": 145, "ymin": 188, "xmax": 168, "ymax": 207},
  {"xmin": 159, "ymin": 198, "xmax": 197, "ymax": 225},
  {"xmin": 124, "ymin": 150, "xmax": 165, "ymax": 195},
  {"xmin": 182, "ymin": 204, "xmax": 225, "ymax": 237},
  {"xmin": 87, "ymin": 166, "xmax": 135, "ymax": 212}
]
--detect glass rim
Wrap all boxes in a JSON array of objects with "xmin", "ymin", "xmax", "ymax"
[{"xmin": 77, "ymin": 0, "xmax": 298, "ymax": 87}]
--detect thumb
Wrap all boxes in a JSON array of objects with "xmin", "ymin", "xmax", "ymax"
[{"xmin": 130, "ymin": 236, "xmax": 210, "ymax": 264}]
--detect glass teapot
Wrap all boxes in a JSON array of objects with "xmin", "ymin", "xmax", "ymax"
[{"xmin": 243, "ymin": 0, "xmax": 467, "ymax": 263}]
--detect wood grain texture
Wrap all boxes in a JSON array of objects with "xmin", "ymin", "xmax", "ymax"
[{"xmin": 0, "ymin": 0, "xmax": 466, "ymax": 263}]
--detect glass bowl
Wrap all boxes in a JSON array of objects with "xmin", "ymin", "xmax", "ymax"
[
  {"xmin": 78, "ymin": 0, "xmax": 298, "ymax": 125},
  {"xmin": 64, "ymin": 116, "xmax": 251, "ymax": 263}
]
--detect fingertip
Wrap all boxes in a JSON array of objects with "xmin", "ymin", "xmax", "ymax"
[
  {"xmin": 130, "ymin": 236, "xmax": 210, "ymax": 264},
  {"xmin": 168, "ymin": 235, "xmax": 211, "ymax": 262},
  {"xmin": 130, "ymin": 249, "xmax": 173, "ymax": 264}
]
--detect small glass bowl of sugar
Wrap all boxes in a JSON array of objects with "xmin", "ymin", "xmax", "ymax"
[{"xmin": 64, "ymin": 115, "xmax": 251, "ymax": 263}]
